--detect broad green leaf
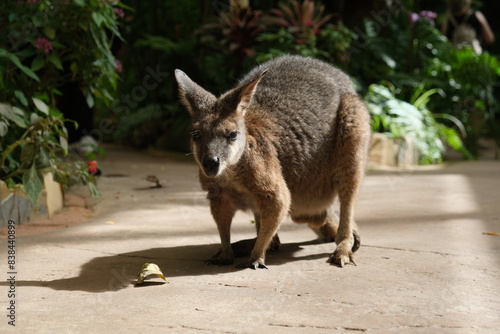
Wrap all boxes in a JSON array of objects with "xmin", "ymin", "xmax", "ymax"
[
  {"xmin": 30, "ymin": 113, "xmax": 41, "ymax": 124},
  {"xmin": 14, "ymin": 90, "xmax": 28, "ymax": 106},
  {"xmin": 92, "ymin": 12, "xmax": 104, "ymax": 27},
  {"xmin": 8, "ymin": 54, "xmax": 40, "ymax": 82},
  {"xmin": 51, "ymin": 168, "xmax": 68, "ymax": 185},
  {"xmin": 0, "ymin": 122, "xmax": 8, "ymax": 137},
  {"xmin": 48, "ymin": 53, "xmax": 63, "ymax": 70},
  {"xmin": 0, "ymin": 103, "xmax": 13, "ymax": 118},
  {"xmin": 136, "ymin": 263, "xmax": 168, "ymax": 285},
  {"xmin": 86, "ymin": 93, "xmax": 95, "ymax": 108},
  {"xmin": 22, "ymin": 163, "xmax": 44, "ymax": 207},
  {"xmin": 0, "ymin": 103, "xmax": 25, "ymax": 128},
  {"xmin": 31, "ymin": 56, "xmax": 45, "ymax": 71},
  {"xmin": 43, "ymin": 26, "xmax": 56, "ymax": 39},
  {"xmin": 33, "ymin": 98, "xmax": 49, "ymax": 115},
  {"xmin": 10, "ymin": 107, "xmax": 27, "ymax": 128},
  {"xmin": 35, "ymin": 146, "xmax": 51, "ymax": 168},
  {"xmin": 59, "ymin": 126, "xmax": 69, "ymax": 154}
]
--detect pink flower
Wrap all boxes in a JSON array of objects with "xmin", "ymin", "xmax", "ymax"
[
  {"xmin": 115, "ymin": 59, "xmax": 122, "ymax": 73},
  {"xmin": 34, "ymin": 37, "xmax": 52, "ymax": 54},
  {"xmin": 410, "ymin": 12, "xmax": 419, "ymax": 23},
  {"xmin": 419, "ymin": 10, "xmax": 437, "ymax": 25},
  {"xmin": 114, "ymin": 7, "xmax": 125, "ymax": 18},
  {"xmin": 420, "ymin": 11, "xmax": 437, "ymax": 20}
]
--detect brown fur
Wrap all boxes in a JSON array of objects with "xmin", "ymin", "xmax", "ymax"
[{"xmin": 175, "ymin": 55, "xmax": 371, "ymax": 269}]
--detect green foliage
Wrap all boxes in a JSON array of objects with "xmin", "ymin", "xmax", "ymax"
[
  {"xmin": 350, "ymin": 9, "xmax": 500, "ymax": 157},
  {"xmin": 365, "ymin": 84, "xmax": 472, "ymax": 164},
  {"xmin": 101, "ymin": 0, "xmax": 204, "ymax": 150},
  {"xmin": 0, "ymin": 0, "xmax": 123, "ymax": 205},
  {"xmin": 255, "ymin": 23, "xmax": 356, "ymax": 69}
]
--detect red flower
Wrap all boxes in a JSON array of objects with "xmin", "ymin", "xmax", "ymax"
[
  {"xmin": 34, "ymin": 37, "xmax": 52, "ymax": 54},
  {"xmin": 87, "ymin": 160, "xmax": 98, "ymax": 174},
  {"xmin": 115, "ymin": 59, "xmax": 122, "ymax": 73}
]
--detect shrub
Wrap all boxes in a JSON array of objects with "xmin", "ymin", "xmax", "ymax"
[{"xmin": 0, "ymin": 0, "xmax": 125, "ymax": 205}]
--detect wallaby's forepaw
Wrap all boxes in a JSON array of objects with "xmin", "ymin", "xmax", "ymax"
[
  {"xmin": 235, "ymin": 258, "xmax": 268, "ymax": 270},
  {"xmin": 330, "ymin": 243, "xmax": 357, "ymax": 268},
  {"xmin": 205, "ymin": 250, "xmax": 234, "ymax": 266}
]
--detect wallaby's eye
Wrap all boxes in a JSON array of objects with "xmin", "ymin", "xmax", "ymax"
[
  {"xmin": 227, "ymin": 131, "xmax": 239, "ymax": 142},
  {"xmin": 190, "ymin": 130, "xmax": 201, "ymax": 141}
]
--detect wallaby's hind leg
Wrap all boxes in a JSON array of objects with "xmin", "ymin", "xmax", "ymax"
[
  {"xmin": 330, "ymin": 94, "xmax": 370, "ymax": 267},
  {"xmin": 292, "ymin": 210, "xmax": 360, "ymax": 252},
  {"xmin": 311, "ymin": 210, "xmax": 360, "ymax": 252}
]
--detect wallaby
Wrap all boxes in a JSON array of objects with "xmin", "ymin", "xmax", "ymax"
[{"xmin": 175, "ymin": 55, "xmax": 370, "ymax": 269}]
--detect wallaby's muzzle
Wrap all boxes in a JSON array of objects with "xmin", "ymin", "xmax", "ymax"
[{"xmin": 202, "ymin": 155, "xmax": 221, "ymax": 177}]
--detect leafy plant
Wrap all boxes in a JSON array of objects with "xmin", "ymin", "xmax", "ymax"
[
  {"xmin": 267, "ymin": 0, "xmax": 333, "ymax": 40},
  {"xmin": 350, "ymin": 8, "xmax": 500, "ymax": 157},
  {"xmin": 0, "ymin": 0, "xmax": 125, "ymax": 205},
  {"xmin": 0, "ymin": 99, "xmax": 99, "ymax": 206},
  {"xmin": 199, "ymin": 6, "xmax": 265, "ymax": 75},
  {"xmin": 365, "ymin": 84, "xmax": 472, "ymax": 164},
  {"xmin": 255, "ymin": 23, "xmax": 356, "ymax": 68}
]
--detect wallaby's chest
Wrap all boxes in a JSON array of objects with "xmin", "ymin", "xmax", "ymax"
[{"xmin": 204, "ymin": 175, "xmax": 259, "ymax": 212}]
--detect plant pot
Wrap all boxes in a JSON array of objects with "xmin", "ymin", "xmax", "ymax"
[
  {"xmin": 368, "ymin": 133, "xmax": 418, "ymax": 168},
  {"xmin": 0, "ymin": 173, "xmax": 64, "ymax": 228}
]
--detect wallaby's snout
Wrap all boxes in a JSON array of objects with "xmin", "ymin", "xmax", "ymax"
[{"xmin": 202, "ymin": 155, "xmax": 220, "ymax": 177}]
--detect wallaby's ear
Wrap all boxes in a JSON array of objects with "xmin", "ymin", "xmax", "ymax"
[
  {"xmin": 175, "ymin": 69, "xmax": 216, "ymax": 116},
  {"xmin": 224, "ymin": 69, "xmax": 268, "ymax": 116}
]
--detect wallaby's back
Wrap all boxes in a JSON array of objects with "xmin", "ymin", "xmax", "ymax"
[{"xmin": 240, "ymin": 55, "xmax": 360, "ymax": 188}]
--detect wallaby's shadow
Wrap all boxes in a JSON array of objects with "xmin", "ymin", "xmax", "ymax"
[{"xmin": 10, "ymin": 239, "xmax": 330, "ymax": 293}]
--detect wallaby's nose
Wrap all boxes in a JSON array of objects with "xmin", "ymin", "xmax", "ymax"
[{"xmin": 202, "ymin": 156, "xmax": 220, "ymax": 176}]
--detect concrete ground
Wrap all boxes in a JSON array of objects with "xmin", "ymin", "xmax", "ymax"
[{"xmin": 1, "ymin": 145, "xmax": 499, "ymax": 333}]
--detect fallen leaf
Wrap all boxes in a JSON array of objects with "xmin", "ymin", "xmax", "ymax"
[
  {"xmin": 136, "ymin": 263, "xmax": 168, "ymax": 285},
  {"xmin": 482, "ymin": 232, "xmax": 499, "ymax": 236}
]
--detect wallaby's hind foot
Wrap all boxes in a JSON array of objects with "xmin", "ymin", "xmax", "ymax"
[
  {"xmin": 330, "ymin": 246, "xmax": 357, "ymax": 268},
  {"xmin": 205, "ymin": 251, "xmax": 234, "ymax": 266},
  {"xmin": 235, "ymin": 258, "xmax": 268, "ymax": 270}
]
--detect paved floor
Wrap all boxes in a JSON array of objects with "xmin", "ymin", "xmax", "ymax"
[{"xmin": 1, "ymin": 145, "xmax": 499, "ymax": 333}]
